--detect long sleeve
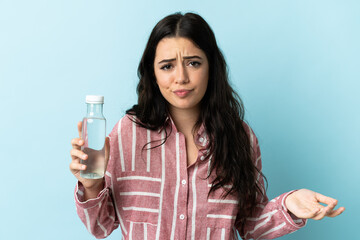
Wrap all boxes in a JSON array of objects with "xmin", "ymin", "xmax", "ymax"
[
  {"xmin": 74, "ymin": 121, "xmax": 121, "ymax": 239},
  {"xmin": 238, "ymin": 125, "xmax": 307, "ymax": 240}
]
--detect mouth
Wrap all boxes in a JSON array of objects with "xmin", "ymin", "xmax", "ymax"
[{"xmin": 173, "ymin": 89, "xmax": 193, "ymax": 97}]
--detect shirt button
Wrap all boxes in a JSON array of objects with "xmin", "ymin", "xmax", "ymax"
[
  {"xmin": 200, "ymin": 156, "xmax": 205, "ymax": 161},
  {"xmin": 181, "ymin": 179, "xmax": 186, "ymax": 185},
  {"xmin": 199, "ymin": 137, "xmax": 204, "ymax": 143},
  {"xmin": 179, "ymin": 214, "xmax": 185, "ymax": 220}
]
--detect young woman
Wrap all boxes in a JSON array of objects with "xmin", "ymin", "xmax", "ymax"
[{"xmin": 69, "ymin": 12, "xmax": 345, "ymax": 239}]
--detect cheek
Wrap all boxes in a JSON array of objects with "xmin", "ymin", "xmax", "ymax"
[
  {"xmin": 156, "ymin": 80, "xmax": 166, "ymax": 91},
  {"xmin": 199, "ymin": 70, "xmax": 209, "ymax": 92},
  {"xmin": 155, "ymin": 73, "xmax": 171, "ymax": 90}
]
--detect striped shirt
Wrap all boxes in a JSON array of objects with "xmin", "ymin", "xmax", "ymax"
[{"xmin": 74, "ymin": 114, "xmax": 306, "ymax": 239}]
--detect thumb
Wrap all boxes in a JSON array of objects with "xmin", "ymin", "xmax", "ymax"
[
  {"xmin": 104, "ymin": 137, "xmax": 110, "ymax": 167},
  {"xmin": 77, "ymin": 121, "xmax": 83, "ymax": 138}
]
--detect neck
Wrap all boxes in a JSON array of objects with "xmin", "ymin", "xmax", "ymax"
[{"xmin": 169, "ymin": 105, "xmax": 200, "ymax": 135}]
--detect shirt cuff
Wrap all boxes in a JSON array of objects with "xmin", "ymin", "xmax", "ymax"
[
  {"xmin": 74, "ymin": 181, "xmax": 109, "ymax": 209},
  {"xmin": 280, "ymin": 190, "xmax": 308, "ymax": 228}
]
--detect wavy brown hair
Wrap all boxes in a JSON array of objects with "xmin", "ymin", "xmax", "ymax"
[{"xmin": 126, "ymin": 12, "xmax": 267, "ymax": 231}]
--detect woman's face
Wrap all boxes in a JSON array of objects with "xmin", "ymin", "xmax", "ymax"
[{"xmin": 154, "ymin": 37, "xmax": 209, "ymax": 114}]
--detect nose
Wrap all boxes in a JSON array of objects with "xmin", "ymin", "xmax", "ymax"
[{"xmin": 175, "ymin": 63, "xmax": 189, "ymax": 84}]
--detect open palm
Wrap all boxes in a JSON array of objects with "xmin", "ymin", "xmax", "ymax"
[{"xmin": 285, "ymin": 189, "xmax": 345, "ymax": 220}]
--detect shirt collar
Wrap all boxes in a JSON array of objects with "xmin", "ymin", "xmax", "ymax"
[
  {"xmin": 157, "ymin": 115, "xmax": 175, "ymax": 134},
  {"xmin": 195, "ymin": 124, "xmax": 209, "ymax": 148},
  {"xmin": 158, "ymin": 114, "xmax": 209, "ymax": 148}
]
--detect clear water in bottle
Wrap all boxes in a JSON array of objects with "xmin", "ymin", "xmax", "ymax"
[{"xmin": 80, "ymin": 95, "xmax": 106, "ymax": 179}]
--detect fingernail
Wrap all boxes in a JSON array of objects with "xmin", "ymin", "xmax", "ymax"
[
  {"xmin": 81, "ymin": 165, "xmax": 86, "ymax": 170},
  {"xmin": 79, "ymin": 140, "xmax": 83, "ymax": 144},
  {"xmin": 82, "ymin": 154, "xmax": 87, "ymax": 159}
]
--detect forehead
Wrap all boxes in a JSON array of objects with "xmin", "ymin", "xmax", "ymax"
[{"xmin": 154, "ymin": 37, "xmax": 205, "ymax": 59}]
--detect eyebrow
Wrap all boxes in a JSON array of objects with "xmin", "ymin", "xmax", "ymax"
[{"xmin": 157, "ymin": 55, "xmax": 202, "ymax": 64}]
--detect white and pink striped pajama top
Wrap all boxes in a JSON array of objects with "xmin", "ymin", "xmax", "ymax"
[{"xmin": 74, "ymin": 114, "xmax": 306, "ymax": 239}]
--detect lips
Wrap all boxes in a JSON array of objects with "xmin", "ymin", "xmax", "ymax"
[{"xmin": 173, "ymin": 89, "xmax": 192, "ymax": 97}]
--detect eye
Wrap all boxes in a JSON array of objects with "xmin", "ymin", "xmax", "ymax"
[
  {"xmin": 188, "ymin": 61, "xmax": 201, "ymax": 67},
  {"xmin": 160, "ymin": 64, "xmax": 173, "ymax": 70}
]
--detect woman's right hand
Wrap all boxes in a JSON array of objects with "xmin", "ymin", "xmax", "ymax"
[{"xmin": 70, "ymin": 121, "xmax": 109, "ymax": 198}]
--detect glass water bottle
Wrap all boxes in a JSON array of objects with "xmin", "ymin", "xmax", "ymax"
[{"xmin": 80, "ymin": 95, "xmax": 106, "ymax": 179}]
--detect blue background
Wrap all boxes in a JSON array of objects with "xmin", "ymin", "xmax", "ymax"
[{"xmin": 0, "ymin": 0, "xmax": 358, "ymax": 239}]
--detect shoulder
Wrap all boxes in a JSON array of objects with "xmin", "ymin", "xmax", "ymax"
[
  {"xmin": 241, "ymin": 121, "xmax": 257, "ymax": 142},
  {"xmin": 108, "ymin": 114, "xmax": 133, "ymax": 137},
  {"xmin": 120, "ymin": 114, "xmax": 137, "ymax": 129},
  {"xmin": 241, "ymin": 121, "xmax": 261, "ymax": 160},
  {"xmin": 109, "ymin": 114, "xmax": 150, "ymax": 137}
]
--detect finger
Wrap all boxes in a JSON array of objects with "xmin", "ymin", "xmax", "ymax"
[
  {"xmin": 327, "ymin": 207, "xmax": 345, "ymax": 218},
  {"xmin": 315, "ymin": 192, "xmax": 338, "ymax": 206},
  {"xmin": 71, "ymin": 138, "xmax": 84, "ymax": 149},
  {"xmin": 324, "ymin": 200, "xmax": 338, "ymax": 213},
  {"xmin": 312, "ymin": 205, "xmax": 333, "ymax": 220},
  {"xmin": 78, "ymin": 121, "xmax": 82, "ymax": 138},
  {"xmin": 70, "ymin": 161, "xmax": 86, "ymax": 171},
  {"xmin": 105, "ymin": 137, "xmax": 110, "ymax": 160},
  {"xmin": 317, "ymin": 199, "xmax": 338, "ymax": 218},
  {"xmin": 70, "ymin": 148, "xmax": 88, "ymax": 161},
  {"xmin": 299, "ymin": 207, "xmax": 321, "ymax": 219}
]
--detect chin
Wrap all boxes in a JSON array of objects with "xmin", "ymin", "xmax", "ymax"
[{"xmin": 171, "ymin": 102, "xmax": 200, "ymax": 111}]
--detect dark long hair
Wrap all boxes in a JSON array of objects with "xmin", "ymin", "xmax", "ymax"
[{"xmin": 126, "ymin": 12, "xmax": 266, "ymax": 230}]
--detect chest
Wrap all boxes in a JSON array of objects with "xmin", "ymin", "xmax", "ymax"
[
  {"xmin": 114, "ymin": 140, "xmax": 239, "ymax": 239},
  {"xmin": 186, "ymin": 137, "xmax": 199, "ymax": 166}
]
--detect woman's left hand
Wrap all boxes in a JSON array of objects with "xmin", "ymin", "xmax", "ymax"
[{"xmin": 285, "ymin": 189, "xmax": 345, "ymax": 220}]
